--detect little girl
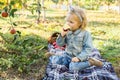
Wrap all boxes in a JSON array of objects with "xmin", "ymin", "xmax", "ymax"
[{"xmin": 56, "ymin": 6, "xmax": 103, "ymax": 71}]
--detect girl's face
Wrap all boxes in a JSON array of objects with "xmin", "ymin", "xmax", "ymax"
[{"xmin": 66, "ymin": 13, "xmax": 81, "ymax": 32}]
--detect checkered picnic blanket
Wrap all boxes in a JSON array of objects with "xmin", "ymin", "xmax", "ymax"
[{"xmin": 42, "ymin": 45, "xmax": 119, "ymax": 80}]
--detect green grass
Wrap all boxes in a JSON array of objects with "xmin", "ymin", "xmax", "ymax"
[{"xmin": 87, "ymin": 11, "xmax": 120, "ymax": 62}]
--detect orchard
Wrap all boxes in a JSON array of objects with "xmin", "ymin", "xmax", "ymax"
[{"xmin": 0, "ymin": 0, "xmax": 120, "ymax": 79}]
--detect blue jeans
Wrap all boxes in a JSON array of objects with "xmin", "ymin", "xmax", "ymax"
[
  {"xmin": 69, "ymin": 61, "xmax": 90, "ymax": 71},
  {"xmin": 49, "ymin": 54, "xmax": 71, "ymax": 68},
  {"xmin": 49, "ymin": 53, "xmax": 90, "ymax": 71}
]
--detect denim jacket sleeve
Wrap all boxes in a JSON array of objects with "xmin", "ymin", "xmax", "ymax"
[
  {"xmin": 76, "ymin": 31, "xmax": 93, "ymax": 61},
  {"xmin": 56, "ymin": 34, "xmax": 66, "ymax": 47}
]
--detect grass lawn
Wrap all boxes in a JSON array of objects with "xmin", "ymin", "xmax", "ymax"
[{"xmin": 0, "ymin": 9, "xmax": 120, "ymax": 79}]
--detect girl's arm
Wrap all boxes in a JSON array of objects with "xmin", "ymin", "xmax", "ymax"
[
  {"xmin": 56, "ymin": 34, "xmax": 66, "ymax": 47},
  {"xmin": 77, "ymin": 31, "xmax": 93, "ymax": 61},
  {"xmin": 56, "ymin": 28, "xmax": 69, "ymax": 47}
]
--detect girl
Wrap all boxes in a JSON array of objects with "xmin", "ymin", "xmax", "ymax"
[{"xmin": 56, "ymin": 6, "xmax": 103, "ymax": 71}]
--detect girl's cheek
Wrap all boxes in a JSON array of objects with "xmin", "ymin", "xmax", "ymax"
[
  {"xmin": 71, "ymin": 24, "xmax": 74, "ymax": 27},
  {"xmin": 68, "ymin": 23, "xmax": 70, "ymax": 26}
]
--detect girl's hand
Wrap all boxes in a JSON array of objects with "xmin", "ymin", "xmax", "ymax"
[
  {"xmin": 72, "ymin": 57, "xmax": 81, "ymax": 62},
  {"xmin": 61, "ymin": 28, "xmax": 70, "ymax": 37}
]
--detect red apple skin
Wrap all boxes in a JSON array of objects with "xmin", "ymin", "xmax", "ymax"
[
  {"xmin": 1, "ymin": 12, "xmax": 8, "ymax": 17},
  {"xmin": 10, "ymin": 29, "xmax": 16, "ymax": 34}
]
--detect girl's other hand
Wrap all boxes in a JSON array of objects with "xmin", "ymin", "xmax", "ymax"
[{"xmin": 72, "ymin": 57, "xmax": 81, "ymax": 62}]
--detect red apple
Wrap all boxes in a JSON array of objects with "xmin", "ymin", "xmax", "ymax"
[
  {"xmin": 1, "ymin": 12, "xmax": 8, "ymax": 17},
  {"xmin": 63, "ymin": 28, "xmax": 70, "ymax": 32},
  {"xmin": 10, "ymin": 28, "xmax": 16, "ymax": 34}
]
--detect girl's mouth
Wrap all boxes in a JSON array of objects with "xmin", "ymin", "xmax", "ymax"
[{"xmin": 63, "ymin": 28, "xmax": 70, "ymax": 31}]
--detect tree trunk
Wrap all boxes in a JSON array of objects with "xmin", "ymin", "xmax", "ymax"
[
  {"xmin": 37, "ymin": 0, "xmax": 41, "ymax": 23},
  {"xmin": 41, "ymin": 0, "xmax": 46, "ymax": 21}
]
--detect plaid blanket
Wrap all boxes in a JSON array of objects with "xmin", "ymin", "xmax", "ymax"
[{"xmin": 42, "ymin": 48, "xmax": 119, "ymax": 80}]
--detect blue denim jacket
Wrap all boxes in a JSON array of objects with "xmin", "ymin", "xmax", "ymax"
[{"xmin": 56, "ymin": 29, "xmax": 93, "ymax": 61}]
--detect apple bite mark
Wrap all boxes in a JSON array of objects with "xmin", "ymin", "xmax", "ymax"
[{"xmin": 63, "ymin": 28, "xmax": 70, "ymax": 32}]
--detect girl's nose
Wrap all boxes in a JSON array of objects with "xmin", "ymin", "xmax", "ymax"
[
  {"xmin": 63, "ymin": 22, "xmax": 70, "ymax": 29},
  {"xmin": 66, "ymin": 22, "xmax": 69, "ymax": 26}
]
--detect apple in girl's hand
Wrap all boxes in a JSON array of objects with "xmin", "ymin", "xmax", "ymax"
[
  {"xmin": 1, "ymin": 12, "xmax": 8, "ymax": 17},
  {"xmin": 63, "ymin": 28, "xmax": 70, "ymax": 32},
  {"xmin": 63, "ymin": 23, "xmax": 70, "ymax": 32},
  {"xmin": 10, "ymin": 28, "xmax": 16, "ymax": 34}
]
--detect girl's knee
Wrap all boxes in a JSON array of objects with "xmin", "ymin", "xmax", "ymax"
[
  {"xmin": 69, "ymin": 62, "xmax": 79, "ymax": 71},
  {"xmin": 49, "ymin": 56, "xmax": 63, "ymax": 64}
]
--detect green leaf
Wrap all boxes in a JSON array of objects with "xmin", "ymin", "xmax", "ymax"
[
  {"xmin": 16, "ymin": 31, "xmax": 21, "ymax": 36},
  {"xmin": 34, "ymin": 45, "xmax": 45, "ymax": 50},
  {"xmin": 3, "ymin": 6, "xmax": 8, "ymax": 12},
  {"xmin": 32, "ymin": 3, "xmax": 37, "ymax": 5},
  {"xmin": 51, "ymin": 0, "xmax": 59, "ymax": 4},
  {"xmin": 9, "ymin": 9, "xmax": 17, "ymax": 17},
  {"xmin": 12, "ymin": 34, "xmax": 18, "ymax": 42},
  {"xmin": 13, "ymin": 22, "xmax": 17, "ymax": 26},
  {"xmin": 18, "ymin": 67, "xmax": 23, "ymax": 72},
  {"xmin": 30, "ymin": 9, "xmax": 34, "ymax": 14},
  {"xmin": 0, "ymin": 32, "xmax": 2, "ymax": 35},
  {"xmin": 10, "ymin": 1, "xmax": 15, "ymax": 5},
  {"xmin": 0, "ymin": 2, "xmax": 4, "ymax": 5},
  {"xmin": 9, "ymin": 5, "xmax": 12, "ymax": 11}
]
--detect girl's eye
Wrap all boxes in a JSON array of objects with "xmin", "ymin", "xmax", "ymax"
[{"xmin": 70, "ymin": 21, "xmax": 73, "ymax": 23}]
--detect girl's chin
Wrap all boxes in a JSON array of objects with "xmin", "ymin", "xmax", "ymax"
[{"xmin": 70, "ymin": 27, "xmax": 78, "ymax": 31}]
